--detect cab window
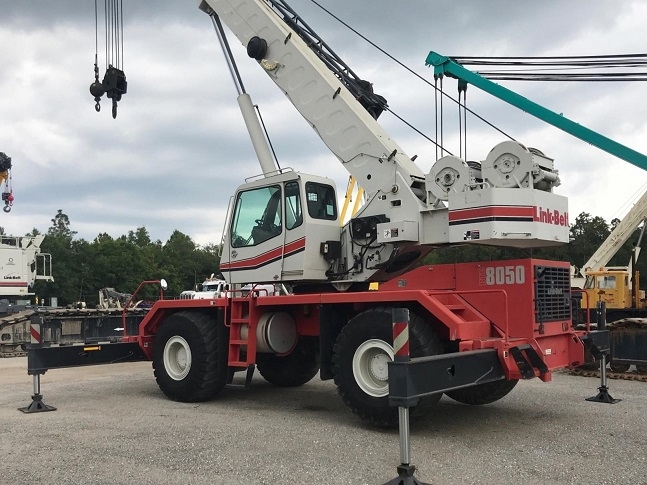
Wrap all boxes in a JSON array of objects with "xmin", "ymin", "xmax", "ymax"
[
  {"xmin": 305, "ymin": 182, "xmax": 337, "ymax": 221},
  {"xmin": 597, "ymin": 275, "xmax": 616, "ymax": 289},
  {"xmin": 285, "ymin": 181, "xmax": 303, "ymax": 230},
  {"xmin": 231, "ymin": 185, "xmax": 282, "ymax": 247}
]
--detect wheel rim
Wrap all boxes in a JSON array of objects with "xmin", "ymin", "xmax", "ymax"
[
  {"xmin": 163, "ymin": 336, "xmax": 192, "ymax": 381},
  {"xmin": 352, "ymin": 339, "xmax": 394, "ymax": 397}
]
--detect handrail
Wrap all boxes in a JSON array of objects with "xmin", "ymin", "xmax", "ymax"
[
  {"xmin": 122, "ymin": 280, "xmax": 165, "ymax": 339},
  {"xmin": 570, "ymin": 288, "xmax": 592, "ymax": 332}
]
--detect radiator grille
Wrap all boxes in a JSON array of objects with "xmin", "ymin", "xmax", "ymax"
[{"xmin": 534, "ymin": 265, "xmax": 571, "ymax": 322}]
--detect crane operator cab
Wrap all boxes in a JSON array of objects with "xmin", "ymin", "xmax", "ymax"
[{"xmin": 220, "ymin": 170, "xmax": 341, "ymax": 285}]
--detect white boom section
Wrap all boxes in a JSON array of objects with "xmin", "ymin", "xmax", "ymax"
[
  {"xmin": 580, "ymin": 189, "xmax": 647, "ymax": 276},
  {"xmin": 199, "ymin": 0, "xmax": 425, "ymax": 199}
]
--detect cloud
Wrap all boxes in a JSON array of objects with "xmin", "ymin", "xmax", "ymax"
[{"xmin": 1, "ymin": 0, "xmax": 646, "ymax": 248}]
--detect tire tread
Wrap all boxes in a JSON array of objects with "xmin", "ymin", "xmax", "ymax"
[{"xmin": 153, "ymin": 310, "xmax": 228, "ymax": 402}]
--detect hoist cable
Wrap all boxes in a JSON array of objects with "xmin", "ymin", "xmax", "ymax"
[
  {"xmin": 439, "ymin": 77, "xmax": 444, "ymax": 156},
  {"xmin": 115, "ymin": 0, "xmax": 119, "ymax": 67},
  {"xmin": 307, "ymin": 0, "xmax": 515, "ymax": 147},
  {"xmin": 452, "ymin": 54, "xmax": 647, "ymax": 82},
  {"xmin": 104, "ymin": 0, "xmax": 108, "ymax": 70},
  {"xmin": 463, "ymin": 89, "xmax": 468, "ymax": 160},
  {"xmin": 434, "ymin": 79, "xmax": 439, "ymax": 160},
  {"xmin": 119, "ymin": 0, "xmax": 124, "ymax": 69},
  {"xmin": 389, "ymin": 106, "xmax": 453, "ymax": 156},
  {"xmin": 475, "ymin": 73, "xmax": 647, "ymax": 82},
  {"xmin": 458, "ymin": 90, "xmax": 462, "ymax": 159},
  {"xmin": 94, "ymin": 0, "xmax": 99, "ymax": 64},
  {"xmin": 102, "ymin": 0, "xmax": 124, "ymax": 70}
]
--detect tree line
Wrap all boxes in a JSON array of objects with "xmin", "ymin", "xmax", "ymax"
[
  {"xmin": 30, "ymin": 210, "xmax": 221, "ymax": 307},
  {"xmin": 24, "ymin": 209, "xmax": 647, "ymax": 307}
]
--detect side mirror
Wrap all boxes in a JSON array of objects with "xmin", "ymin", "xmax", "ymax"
[{"xmin": 160, "ymin": 278, "xmax": 168, "ymax": 290}]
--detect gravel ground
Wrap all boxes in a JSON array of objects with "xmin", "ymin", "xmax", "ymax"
[{"xmin": 1, "ymin": 357, "xmax": 646, "ymax": 485}]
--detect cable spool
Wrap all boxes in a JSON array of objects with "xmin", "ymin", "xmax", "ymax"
[
  {"xmin": 426, "ymin": 155, "xmax": 473, "ymax": 201},
  {"xmin": 482, "ymin": 141, "xmax": 560, "ymax": 191}
]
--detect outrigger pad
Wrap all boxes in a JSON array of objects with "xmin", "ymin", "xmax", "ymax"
[
  {"xmin": 382, "ymin": 464, "xmax": 431, "ymax": 485},
  {"xmin": 586, "ymin": 386, "xmax": 621, "ymax": 404},
  {"xmin": 18, "ymin": 394, "xmax": 56, "ymax": 414}
]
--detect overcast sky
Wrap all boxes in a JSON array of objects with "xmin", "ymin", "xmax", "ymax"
[{"xmin": 1, "ymin": 0, "xmax": 646, "ymax": 246}]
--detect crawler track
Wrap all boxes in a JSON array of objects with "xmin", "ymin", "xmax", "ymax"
[{"xmin": 568, "ymin": 367, "xmax": 647, "ymax": 382}]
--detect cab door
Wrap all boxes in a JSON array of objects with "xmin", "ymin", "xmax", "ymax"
[{"xmin": 223, "ymin": 182, "xmax": 285, "ymax": 285}]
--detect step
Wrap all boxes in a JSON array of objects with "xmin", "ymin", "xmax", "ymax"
[
  {"xmin": 446, "ymin": 304, "xmax": 466, "ymax": 311},
  {"xmin": 230, "ymin": 318, "xmax": 250, "ymax": 324}
]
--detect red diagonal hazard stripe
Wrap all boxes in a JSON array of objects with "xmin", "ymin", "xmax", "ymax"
[
  {"xmin": 392, "ymin": 321, "xmax": 409, "ymax": 359},
  {"xmin": 30, "ymin": 324, "xmax": 41, "ymax": 344}
]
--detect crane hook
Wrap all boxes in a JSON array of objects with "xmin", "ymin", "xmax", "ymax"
[
  {"xmin": 2, "ymin": 193, "xmax": 13, "ymax": 213},
  {"xmin": 1, "ymin": 187, "xmax": 13, "ymax": 213},
  {"xmin": 90, "ymin": 61, "xmax": 105, "ymax": 113}
]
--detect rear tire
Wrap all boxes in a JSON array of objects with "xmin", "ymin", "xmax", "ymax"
[
  {"xmin": 256, "ymin": 337, "xmax": 320, "ymax": 387},
  {"xmin": 153, "ymin": 310, "xmax": 228, "ymax": 402},
  {"xmin": 445, "ymin": 379, "xmax": 518, "ymax": 405},
  {"xmin": 332, "ymin": 307, "xmax": 443, "ymax": 427}
]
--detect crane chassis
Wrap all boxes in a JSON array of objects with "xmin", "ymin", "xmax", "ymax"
[{"xmin": 22, "ymin": 0, "xmax": 644, "ymax": 426}]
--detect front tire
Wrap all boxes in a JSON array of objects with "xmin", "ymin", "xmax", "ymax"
[
  {"xmin": 332, "ymin": 307, "xmax": 443, "ymax": 427},
  {"xmin": 153, "ymin": 310, "xmax": 228, "ymax": 402},
  {"xmin": 256, "ymin": 337, "xmax": 320, "ymax": 387}
]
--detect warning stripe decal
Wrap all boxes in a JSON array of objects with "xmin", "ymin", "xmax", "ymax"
[
  {"xmin": 30, "ymin": 324, "xmax": 41, "ymax": 344},
  {"xmin": 449, "ymin": 205, "xmax": 534, "ymax": 225},
  {"xmin": 220, "ymin": 237, "xmax": 306, "ymax": 272}
]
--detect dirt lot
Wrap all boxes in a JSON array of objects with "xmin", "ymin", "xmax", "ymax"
[{"xmin": 1, "ymin": 357, "xmax": 645, "ymax": 485}]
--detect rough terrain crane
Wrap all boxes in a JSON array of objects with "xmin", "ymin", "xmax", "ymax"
[
  {"xmin": 24, "ymin": 0, "xmax": 618, "ymax": 427},
  {"xmin": 575, "ymin": 188, "xmax": 647, "ymax": 315}
]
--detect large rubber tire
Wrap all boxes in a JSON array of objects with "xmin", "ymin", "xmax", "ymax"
[
  {"xmin": 332, "ymin": 307, "xmax": 443, "ymax": 427},
  {"xmin": 256, "ymin": 337, "xmax": 320, "ymax": 387},
  {"xmin": 153, "ymin": 310, "xmax": 228, "ymax": 402},
  {"xmin": 445, "ymin": 378, "xmax": 518, "ymax": 405}
]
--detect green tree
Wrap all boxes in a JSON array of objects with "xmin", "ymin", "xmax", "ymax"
[
  {"xmin": 568, "ymin": 212, "xmax": 610, "ymax": 271},
  {"xmin": 34, "ymin": 211, "xmax": 80, "ymax": 305},
  {"xmin": 31, "ymin": 211, "xmax": 226, "ymax": 306},
  {"xmin": 48, "ymin": 209, "xmax": 77, "ymax": 239}
]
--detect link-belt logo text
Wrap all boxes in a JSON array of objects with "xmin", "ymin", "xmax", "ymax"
[{"xmin": 533, "ymin": 207, "xmax": 568, "ymax": 226}]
